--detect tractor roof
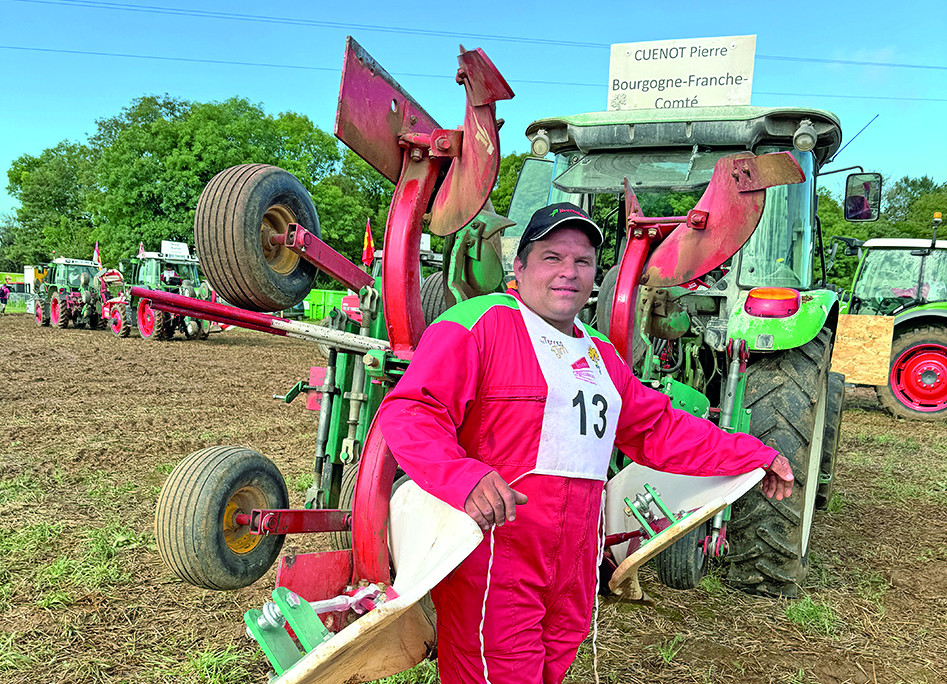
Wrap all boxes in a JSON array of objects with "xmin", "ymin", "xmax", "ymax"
[
  {"xmin": 137, "ymin": 252, "xmax": 200, "ymax": 264},
  {"xmin": 52, "ymin": 257, "xmax": 99, "ymax": 267},
  {"xmin": 525, "ymin": 106, "xmax": 842, "ymax": 168},
  {"xmin": 863, "ymin": 238, "xmax": 947, "ymax": 250}
]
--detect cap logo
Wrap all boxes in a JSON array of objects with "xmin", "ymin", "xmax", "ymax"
[{"xmin": 551, "ymin": 208, "xmax": 587, "ymax": 219}]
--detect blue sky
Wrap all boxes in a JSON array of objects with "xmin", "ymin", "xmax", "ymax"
[{"xmin": 1, "ymin": 0, "xmax": 945, "ymax": 218}]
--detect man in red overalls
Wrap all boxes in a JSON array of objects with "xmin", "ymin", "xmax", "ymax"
[{"xmin": 377, "ymin": 203, "xmax": 793, "ymax": 684}]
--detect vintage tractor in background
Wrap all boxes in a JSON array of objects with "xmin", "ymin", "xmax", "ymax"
[
  {"xmin": 141, "ymin": 39, "xmax": 837, "ymax": 683},
  {"xmin": 33, "ymin": 257, "xmax": 109, "ymax": 330},
  {"xmin": 831, "ymin": 210, "xmax": 946, "ymax": 420},
  {"xmin": 111, "ymin": 241, "xmax": 213, "ymax": 339}
]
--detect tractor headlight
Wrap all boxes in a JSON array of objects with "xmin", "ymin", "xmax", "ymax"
[
  {"xmin": 530, "ymin": 129, "xmax": 551, "ymax": 158},
  {"xmin": 793, "ymin": 119, "xmax": 817, "ymax": 152}
]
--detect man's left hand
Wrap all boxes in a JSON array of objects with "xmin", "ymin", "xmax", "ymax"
[{"xmin": 761, "ymin": 454, "xmax": 793, "ymax": 500}]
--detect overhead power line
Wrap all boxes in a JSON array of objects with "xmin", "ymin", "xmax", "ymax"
[
  {"xmin": 14, "ymin": 0, "xmax": 947, "ymax": 73},
  {"xmin": 4, "ymin": 44, "xmax": 947, "ymax": 103}
]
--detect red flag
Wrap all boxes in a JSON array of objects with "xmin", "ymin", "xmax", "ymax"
[
  {"xmin": 361, "ymin": 218, "xmax": 375, "ymax": 267},
  {"xmin": 93, "ymin": 242, "xmax": 101, "ymax": 266}
]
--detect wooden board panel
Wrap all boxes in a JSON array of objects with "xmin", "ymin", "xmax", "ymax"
[{"xmin": 831, "ymin": 314, "xmax": 894, "ymax": 386}]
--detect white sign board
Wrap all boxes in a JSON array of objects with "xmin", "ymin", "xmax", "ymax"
[
  {"xmin": 160, "ymin": 240, "xmax": 191, "ymax": 258},
  {"xmin": 608, "ymin": 35, "xmax": 755, "ymax": 111}
]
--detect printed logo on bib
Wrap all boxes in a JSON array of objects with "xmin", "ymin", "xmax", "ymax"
[
  {"xmin": 571, "ymin": 357, "xmax": 596, "ymax": 383},
  {"xmin": 541, "ymin": 336, "xmax": 568, "ymax": 359}
]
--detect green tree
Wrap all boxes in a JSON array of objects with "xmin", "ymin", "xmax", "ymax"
[
  {"xmin": 490, "ymin": 152, "xmax": 528, "ymax": 216},
  {"xmin": 86, "ymin": 95, "xmax": 343, "ymax": 265},
  {"xmin": 883, "ymin": 175, "xmax": 945, "ymax": 226},
  {"xmin": 4, "ymin": 141, "xmax": 95, "ymax": 265}
]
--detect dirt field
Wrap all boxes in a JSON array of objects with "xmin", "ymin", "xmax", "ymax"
[{"xmin": 1, "ymin": 313, "xmax": 945, "ymax": 684}]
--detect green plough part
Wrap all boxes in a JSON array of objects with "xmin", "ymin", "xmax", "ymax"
[{"xmin": 244, "ymin": 586, "xmax": 333, "ymax": 676}]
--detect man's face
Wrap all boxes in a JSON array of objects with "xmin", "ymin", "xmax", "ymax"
[{"xmin": 513, "ymin": 227, "xmax": 596, "ymax": 335}]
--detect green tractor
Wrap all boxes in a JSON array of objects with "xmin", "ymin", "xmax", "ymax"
[
  {"xmin": 832, "ymin": 211, "xmax": 946, "ymax": 420},
  {"xmin": 498, "ymin": 106, "xmax": 850, "ymax": 596},
  {"xmin": 114, "ymin": 242, "xmax": 212, "ymax": 340},
  {"xmin": 33, "ymin": 257, "xmax": 106, "ymax": 329}
]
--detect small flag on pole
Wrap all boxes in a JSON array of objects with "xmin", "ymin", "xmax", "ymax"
[
  {"xmin": 138, "ymin": 242, "xmax": 145, "ymax": 257},
  {"xmin": 361, "ymin": 218, "xmax": 375, "ymax": 267},
  {"xmin": 93, "ymin": 242, "xmax": 101, "ymax": 266}
]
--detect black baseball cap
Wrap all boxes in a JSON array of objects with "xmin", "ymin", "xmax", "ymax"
[{"xmin": 517, "ymin": 202, "xmax": 603, "ymax": 256}]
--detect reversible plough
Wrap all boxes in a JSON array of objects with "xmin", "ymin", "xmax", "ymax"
[{"xmin": 142, "ymin": 38, "xmax": 804, "ymax": 683}]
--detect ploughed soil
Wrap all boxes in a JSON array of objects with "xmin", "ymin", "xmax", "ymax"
[{"xmin": 1, "ymin": 313, "xmax": 945, "ymax": 684}]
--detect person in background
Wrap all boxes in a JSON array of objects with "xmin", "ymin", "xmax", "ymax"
[{"xmin": 0, "ymin": 277, "xmax": 11, "ymax": 315}]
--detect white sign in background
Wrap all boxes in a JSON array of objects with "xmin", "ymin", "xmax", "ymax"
[{"xmin": 608, "ymin": 35, "xmax": 756, "ymax": 111}]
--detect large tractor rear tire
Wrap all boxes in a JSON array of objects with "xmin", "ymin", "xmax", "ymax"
[
  {"xmin": 138, "ymin": 299, "xmax": 168, "ymax": 340},
  {"xmin": 816, "ymin": 372, "xmax": 845, "ymax": 509},
  {"xmin": 876, "ymin": 326, "xmax": 947, "ymax": 421},
  {"xmin": 420, "ymin": 271, "xmax": 450, "ymax": 326},
  {"xmin": 726, "ymin": 328, "xmax": 831, "ymax": 597},
  {"xmin": 195, "ymin": 164, "xmax": 319, "ymax": 312},
  {"xmin": 155, "ymin": 446, "xmax": 289, "ymax": 590},
  {"xmin": 51, "ymin": 294, "xmax": 68, "ymax": 328}
]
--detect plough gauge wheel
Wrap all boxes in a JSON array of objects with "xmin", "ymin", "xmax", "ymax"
[{"xmin": 155, "ymin": 446, "xmax": 289, "ymax": 590}]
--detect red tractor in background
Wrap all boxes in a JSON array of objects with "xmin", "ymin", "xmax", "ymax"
[{"xmin": 33, "ymin": 257, "xmax": 121, "ymax": 331}]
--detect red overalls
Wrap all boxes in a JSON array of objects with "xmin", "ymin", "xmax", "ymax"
[{"xmin": 377, "ymin": 293, "xmax": 776, "ymax": 683}]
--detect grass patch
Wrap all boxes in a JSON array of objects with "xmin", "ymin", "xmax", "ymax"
[
  {"xmin": 826, "ymin": 491, "xmax": 847, "ymax": 513},
  {"xmin": 0, "ymin": 475, "xmax": 42, "ymax": 505},
  {"xmin": 292, "ymin": 472, "xmax": 313, "ymax": 492},
  {"xmin": 176, "ymin": 644, "xmax": 263, "ymax": 684},
  {"xmin": 84, "ymin": 471, "xmax": 141, "ymax": 506},
  {"xmin": 156, "ymin": 462, "xmax": 176, "ymax": 475},
  {"xmin": 698, "ymin": 571, "xmax": 726, "ymax": 596},
  {"xmin": 851, "ymin": 568, "xmax": 889, "ymax": 604},
  {"xmin": 372, "ymin": 659, "xmax": 439, "ymax": 683},
  {"xmin": 0, "ymin": 522, "xmax": 65, "ymax": 557},
  {"xmin": 785, "ymin": 596, "xmax": 839, "ymax": 636},
  {"xmin": 648, "ymin": 634, "xmax": 686, "ymax": 664},
  {"xmin": 35, "ymin": 520, "xmax": 145, "ymax": 602},
  {"xmin": 0, "ymin": 632, "xmax": 33, "ymax": 671}
]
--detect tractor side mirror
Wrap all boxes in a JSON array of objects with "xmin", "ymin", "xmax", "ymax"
[
  {"xmin": 827, "ymin": 236, "xmax": 864, "ymax": 272},
  {"xmin": 844, "ymin": 172, "xmax": 882, "ymax": 222}
]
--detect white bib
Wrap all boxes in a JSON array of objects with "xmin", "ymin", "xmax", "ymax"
[{"xmin": 517, "ymin": 303, "xmax": 622, "ymax": 481}]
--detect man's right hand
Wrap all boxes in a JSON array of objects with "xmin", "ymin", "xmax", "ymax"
[{"xmin": 464, "ymin": 472, "xmax": 528, "ymax": 531}]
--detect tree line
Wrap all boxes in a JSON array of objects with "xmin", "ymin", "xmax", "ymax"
[
  {"xmin": 1, "ymin": 94, "xmax": 943, "ymax": 294},
  {"xmin": 0, "ymin": 95, "xmax": 392, "ymax": 272}
]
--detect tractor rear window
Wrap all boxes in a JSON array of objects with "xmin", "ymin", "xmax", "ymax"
[{"xmin": 551, "ymin": 147, "xmax": 741, "ymax": 194}]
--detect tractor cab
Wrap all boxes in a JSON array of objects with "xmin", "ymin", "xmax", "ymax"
[
  {"xmin": 45, "ymin": 258, "xmax": 99, "ymax": 294},
  {"xmin": 509, "ymin": 107, "xmax": 840, "ymax": 293},
  {"xmin": 847, "ymin": 237, "xmax": 947, "ymax": 315}
]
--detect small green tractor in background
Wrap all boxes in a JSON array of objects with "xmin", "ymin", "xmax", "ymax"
[
  {"xmin": 107, "ymin": 241, "xmax": 212, "ymax": 340},
  {"xmin": 33, "ymin": 257, "xmax": 106, "ymax": 330},
  {"xmin": 832, "ymin": 211, "xmax": 946, "ymax": 420}
]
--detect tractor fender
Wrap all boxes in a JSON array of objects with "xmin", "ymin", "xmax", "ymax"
[
  {"xmin": 727, "ymin": 289, "xmax": 839, "ymax": 352},
  {"xmin": 892, "ymin": 304, "xmax": 947, "ymax": 332}
]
